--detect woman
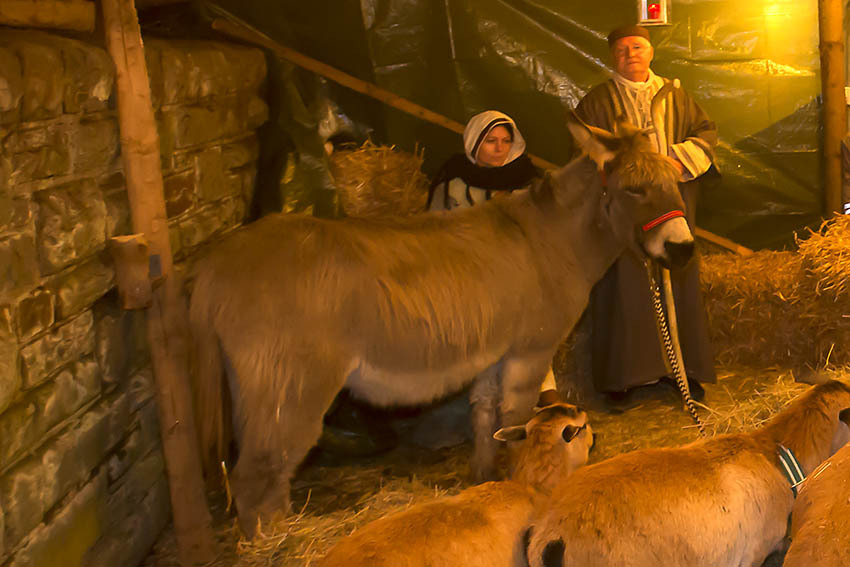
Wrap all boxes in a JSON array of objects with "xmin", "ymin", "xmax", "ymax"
[{"xmin": 428, "ymin": 110, "xmax": 540, "ymax": 211}]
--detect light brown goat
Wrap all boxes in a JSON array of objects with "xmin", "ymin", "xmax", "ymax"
[
  {"xmin": 784, "ymin": 416, "xmax": 850, "ymax": 567},
  {"xmin": 526, "ymin": 380, "xmax": 850, "ymax": 567},
  {"xmin": 189, "ymin": 110, "xmax": 694, "ymax": 535},
  {"xmin": 315, "ymin": 397, "xmax": 593, "ymax": 567}
]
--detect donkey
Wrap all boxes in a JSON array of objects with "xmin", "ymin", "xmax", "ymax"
[
  {"xmin": 189, "ymin": 110, "xmax": 694, "ymax": 535},
  {"xmin": 525, "ymin": 381, "xmax": 850, "ymax": 567},
  {"xmin": 316, "ymin": 393, "xmax": 593, "ymax": 567}
]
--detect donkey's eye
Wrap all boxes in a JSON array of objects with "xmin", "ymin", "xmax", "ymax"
[{"xmin": 625, "ymin": 185, "xmax": 647, "ymax": 197}]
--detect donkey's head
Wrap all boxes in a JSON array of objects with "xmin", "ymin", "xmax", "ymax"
[{"xmin": 567, "ymin": 110, "xmax": 694, "ymax": 269}]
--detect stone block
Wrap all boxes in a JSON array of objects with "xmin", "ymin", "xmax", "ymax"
[
  {"xmin": 0, "ymin": 494, "xmax": 5, "ymax": 558},
  {"xmin": 222, "ymin": 135, "xmax": 260, "ymax": 170},
  {"xmin": 168, "ymin": 220, "xmax": 183, "ymax": 260},
  {"xmin": 128, "ymin": 369, "xmax": 155, "ymax": 412},
  {"xmin": 0, "ymin": 197, "xmax": 32, "ymax": 234},
  {"xmin": 0, "ymin": 232, "xmax": 40, "ymax": 301},
  {"xmin": 163, "ymin": 169, "xmax": 196, "ymax": 218},
  {"xmin": 178, "ymin": 207, "xmax": 222, "ymax": 250},
  {"xmin": 103, "ymin": 189, "xmax": 131, "ymax": 239},
  {"xmin": 0, "ymin": 34, "xmax": 64, "ymax": 121},
  {"xmin": 0, "ymin": 457, "xmax": 43, "ymax": 550},
  {"xmin": 15, "ymin": 288, "xmax": 54, "ymax": 341},
  {"xmin": 245, "ymin": 94, "xmax": 270, "ymax": 130},
  {"xmin": 82, "ymin": 474, "xmax": 169, "ymax": 567},
  {"xmin": 241, "ymin": 168, "xmax": 258, "ymax": 207},
  {"xmin": 8, "ymin": 124, "xmax": 71, "ymax": 187},
  {"xmin": 94, "ymin": 300, "xmax": 141, "ymax": 390},
  {"xmin": 152, "ymin": 40, "xmax": 266, "ymax": 105},
  {"xmin": 135, "ymin": 397, "xmax": 161, "ymax": 451},
  {"xmin": 195, "ymin": 147, "xmax": 229, "ymax": 201},
  {"xmin": 7, "ymin": 471, "xmax": 107, "ymax": 567},
  {"xmin": 144, "ymin": 40, "xmax": 164, "ymax": 110},
  {"xmin": 20, "ymin": 311, "xmax": 95, "ymax": 389},
  {"xmin": 71, "ymin": 120, "xmax": 120, "ymax": 174},
  {"xmin": 48, "ymin": 258, "xmax": 114, "ymax": 320},
  {"xmin": 60, "ymin": 39, "xmax": 113, "ymax": 114},
  {"xmin": 0, "ymin": 305, "xmax": 19, "ymax": 413},
  {"xmin": 0, "ymin": 45, "xmax": 23, "ymax": 124},
  {"xmin": 159, "ymin": 104, "xmax": 241, "ymax": 153},
  {"xmin": 0, "ymin": 358, "xmax": 102, "ymax": 469},
  {"xmin": 34, "ymin": 179, "xmax": 107, "ymax": 273},
  {"xmin": 0, "ymin": 402, "xmax": 112, "ymax": 550}
]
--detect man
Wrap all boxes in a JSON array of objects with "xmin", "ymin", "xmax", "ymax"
[{"xmin": 575, "ymin": 24, "xmax": 718, "ymax": 403}]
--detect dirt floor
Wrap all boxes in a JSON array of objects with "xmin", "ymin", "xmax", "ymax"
[{"xmin": 141, "ymin": 364, "xmax": 844, "ymax": 567}]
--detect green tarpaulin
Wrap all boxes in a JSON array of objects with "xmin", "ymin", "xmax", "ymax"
[{"xmin": 205, "ymin": 0, "xmax": 828, "ymax": 249}]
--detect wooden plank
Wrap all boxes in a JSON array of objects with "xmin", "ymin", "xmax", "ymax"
[
  {"xmin": 0, "ymin": 0, "xmax": 95, "ymax": 32},
  {"xmin": 694, "ymin": 227, "xmax": 753, "ymax": 256},
  {"xmin": 818, "ymin": 0, "xmax": 845, "ymax": 215},
  {"xmin": 100, "ymin": 0, "xmax": 218, "ymax": 564},
  {"xmin": 210, "ymin": 15, "xmax": 750, "ymax": 255}
]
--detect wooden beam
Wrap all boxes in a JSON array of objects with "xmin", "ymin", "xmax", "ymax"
[
  {"xmin": 694, "ymin": 227, "xmax": 752, "ymax": 256},
  {"xmin": 99, "ymin": 0, "xmax": 218, "ymax": 565},
  {"xmin": 210, "ymin": 15, "xmax": 751, "ymax": 256},
  {"xmin": 818, "ymin": 0, "xmax": 845, "ymax": 215},
  {"xmin": 0, "ymin": 0, "xmax": 95, "ymax": 32}
]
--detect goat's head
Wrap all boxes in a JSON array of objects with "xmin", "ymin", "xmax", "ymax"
[
  {"xmin": 494, "ymin": 391, "xmax": 593, "ymax": 491},
  {"xmin": 566, "ymin": 106, "xmax": 694, "ymax": 269}
]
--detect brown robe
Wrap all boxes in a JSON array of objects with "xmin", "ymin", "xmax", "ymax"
[{"xmin": 576, "ymin": 77, "xmax": 718, "ymax": 392}]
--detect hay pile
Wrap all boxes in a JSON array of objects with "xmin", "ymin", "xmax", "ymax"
[
  {"xmin": 702, "ymin": 216, "xmax": 850, "ymax": 372},
  {"xmin": 329, "ymin": 141, "xmax": 430, "ymax": 217}
]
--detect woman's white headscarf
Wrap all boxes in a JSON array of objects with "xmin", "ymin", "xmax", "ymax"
[{"xmin": 463, "ymin": 110, "xmax": 527, "ymax": 166}]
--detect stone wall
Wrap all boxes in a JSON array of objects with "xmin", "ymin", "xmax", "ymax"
[{"xmin": 0, "ymin": 31, "xmax": 268, "ymax": 567}]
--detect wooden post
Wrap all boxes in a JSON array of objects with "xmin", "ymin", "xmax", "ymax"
[
  {"xmin": 100, "ymin": 0, "xmax": 218, "ymax": 565},
  {"xmin": 819, "ymin": 0, "xmax": 845, "ymax": 215},
  {"xmin": 0, "ymin": 0, "xmax": 96, "ymax": 32}
]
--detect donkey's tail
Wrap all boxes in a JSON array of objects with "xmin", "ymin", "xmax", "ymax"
[{"xmin": 188, "ymin": 278, "xmax": 229, "ymax": 479}]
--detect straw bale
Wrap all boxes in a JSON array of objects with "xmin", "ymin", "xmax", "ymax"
[
  {"xmin": 329, "ymin": 141, "xmax": 430, "ymax": 217},
  {"xmin": 701, "ymin": 216, "xmax": 850, "ymax": 371}
]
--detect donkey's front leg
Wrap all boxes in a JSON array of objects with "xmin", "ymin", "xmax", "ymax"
[
  {"xmin": 469, "ymin": 363, "xmax": 502, "ymax": 482},
  {"xmin": 500, "ymin": 352, "xmax": 555, "ymax": 433}
]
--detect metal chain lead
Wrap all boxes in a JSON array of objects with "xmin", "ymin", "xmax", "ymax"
[{"xmin": 646, "ymin": 262, "xmax": 707, "ymax": 436}]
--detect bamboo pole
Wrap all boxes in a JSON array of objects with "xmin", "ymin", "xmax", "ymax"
[
  {"xmin": 100, "ymin": 0, "xmax": 217, "ymax": 564},
  {"xmin": 0, "ymin": 0, "xmax": 95, "ymax": 32},
  {"xmin": 819, "ymin": 0, "xmax": 845, "ymax": 215},
  {"xmin": 210, "ymin": 15, "xmax": 752, "ymax": 255}
]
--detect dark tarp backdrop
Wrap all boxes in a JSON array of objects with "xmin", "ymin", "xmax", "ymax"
[{"xmin": 197, "ymin": 0, "xmax": 825, "ymax": 249}]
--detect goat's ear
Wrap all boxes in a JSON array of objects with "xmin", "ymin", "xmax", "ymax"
[
  {"xmin": 566, "ymin": 109, "xmax": 619, "ymax": 169},
  {"xmin": 839, "ymin": 407, "xmax": 850, "ymax": 425},
  {"xmin": 494, "ymin": 425, "xmax": 527, "ymax": 442},
  {"xmin": 562, "ymin": 425, "xmax": 582, "ymax": 443}
]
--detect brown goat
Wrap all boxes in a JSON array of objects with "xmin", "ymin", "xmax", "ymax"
[
  {"xmin": 189, "ymin": 111, "xmax": 694, "ymax": 535},
  {"xmin": 315, "ymin": 397, "xmax": 593, "ymax": 567},
  {"xmin": 525, "ymin": 380, "xmax": 850, "ymax": 567},
  {"xmin": 784, "ymin": 413, "xmax": 850, "ymax": 567}
]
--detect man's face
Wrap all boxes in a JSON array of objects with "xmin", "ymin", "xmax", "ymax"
[{"xmin": 611, "ymin": 36, "xmax": 654, "ymax": 82}]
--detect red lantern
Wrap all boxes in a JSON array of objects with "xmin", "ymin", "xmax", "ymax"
[{"xmin": 648, "ymin": 2, "xmax": 661, "ymax": 19}]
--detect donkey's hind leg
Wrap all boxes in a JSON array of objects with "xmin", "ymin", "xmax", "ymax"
[{"xmin": 227, "ymin": 346, "xmax": 348, "ymax": 537}]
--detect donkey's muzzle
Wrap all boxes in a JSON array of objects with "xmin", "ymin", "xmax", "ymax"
[{"xmin": 662, "ymin": 240, "xmax": 694, "ymax": 269}]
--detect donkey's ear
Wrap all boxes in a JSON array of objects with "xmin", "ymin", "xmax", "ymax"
[
  {"xmin": 566, "ymin": 109, "xmax": 619, "ymax": 169},
  {"xmin": 494, "ymin": 425, "xmax": 528, "ymax": 442}
]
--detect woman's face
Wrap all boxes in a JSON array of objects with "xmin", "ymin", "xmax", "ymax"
[{"xmin": 476, "ymin": 125, "xmax": 513, "ymax": 167}]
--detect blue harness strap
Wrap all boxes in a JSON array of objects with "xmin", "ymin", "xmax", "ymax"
[{"xmin": 777, "ymin": 445, "xmax": 806, "ymax": 496}]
